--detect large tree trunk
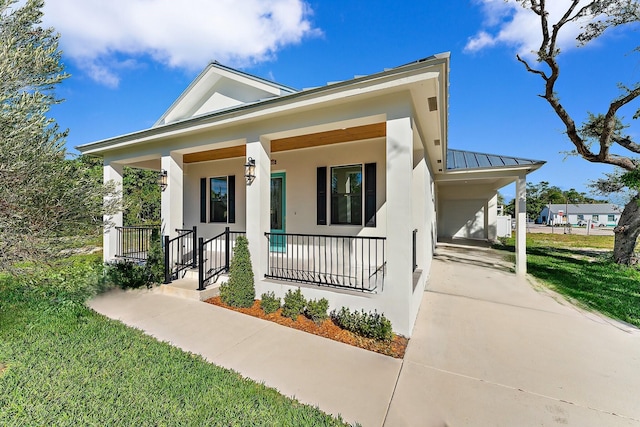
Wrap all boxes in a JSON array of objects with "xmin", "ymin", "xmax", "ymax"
[{"xmin": 613, "ymin": 193, "xmax": 640, "ymax": 265}]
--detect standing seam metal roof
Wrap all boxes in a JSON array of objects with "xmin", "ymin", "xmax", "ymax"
[{"xmin": 447, "ymin": 149, "xmax": 545, "ymax": 171}]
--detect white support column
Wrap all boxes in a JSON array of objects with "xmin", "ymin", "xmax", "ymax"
[
  {"xmin": 487, "ymin": 193, "xmax": 498, "ymax": 241},
  {"xmin": 385, "ymin": 116, "xmax": 414, "ymax": 336},
  {"xmin": 103, "ymin": 161, "xmax": 123, "ymax": 262},
  {"xmin": 246, "ymin": 138, "xmax": 271, "ymax": 287},
  {"xmin": 161, "ymin": 152, "xmax": 184, "ymax": 239},
  {"xmin": 515, "ymin": 174, "xmax": 527, "ymax": 275}
]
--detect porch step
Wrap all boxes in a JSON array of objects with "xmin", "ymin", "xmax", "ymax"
[
  {"xmin": 155, "ymin": 279, "xmax": 219, "ymax": 301},
  {"xmin": 174, "ymin": 268, "xmax": 230, "ymax": 284}
]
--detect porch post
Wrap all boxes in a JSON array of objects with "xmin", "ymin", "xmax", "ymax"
[
  {"xmin": 385, "ymin": 115, "xmax": 414, "ymax": 335},
  {"xmin": 515, "ymin": 173, "xmax": 527, "ymax": 275},
  {"xmin": 103, "ymin": 161, "xmax": 123, "ymax": 262},
  {"xmin": 246, "ymin": 137, "xmax": 270, "ymax": 289},
  {"xmin": 161, "ymin": 152, "xmax": 184, "ymax": 239}
]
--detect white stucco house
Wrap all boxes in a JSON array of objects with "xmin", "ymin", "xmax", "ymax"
[
  {"xmin": 538, "ymin": 203, "xmax": 621, "ymax": 227},
  {"xmin": 78, "ymin": 53, "xmax": 544, "ymax": 337}
]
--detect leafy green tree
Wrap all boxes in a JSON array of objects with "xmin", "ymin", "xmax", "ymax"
[
  {"xmin": 513, "ymin": 0, "xmax": 640, "ymax": 264},
  {"xmin": 122, "ymin": 166, "xmax": 161, "ymax": 226},
  {"xmin": 0, "ymin": 0, "xmax": 118, "ymax": 269}
]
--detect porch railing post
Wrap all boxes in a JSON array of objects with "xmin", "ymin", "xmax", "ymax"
[
  {"xmin": 224, "ymin": 226, "xmax": 230, "ymax": 272},
  {"xmin": 192, "ymin": 225, "xmax": 198, "ymax": 268},
  {"xmin": 198, "ymin": 237, "xmax": 205, "ymax": 291},
  {"xmin": 163, "ymin": 235, "xmax": 171, "ymax": 284}
]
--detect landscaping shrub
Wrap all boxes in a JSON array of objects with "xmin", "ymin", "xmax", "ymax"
[
  {"xmin": 105, "ymin": 260, "xmax": 150, "ymax": 289},
  {"xmin": 282, "ymin": 288, "xmax": 306, "ymax": 320},
  {"xmin": 105, "ymin": 230, "xmax": 163, "ymax": 290},
  {"xmin": 331, "ymin": 307, "xmax": 393, "ymax": 342},
  {"xmin": 220, "ymin": 235, "xmax": 255, "ymax": 308},
  {"xmin": 305, "ymin": 298, "xmax": 329, "ymax": 324},
  {"xmin": 260, "ymin": 292, "xmax": 281, "ymax": 314}
]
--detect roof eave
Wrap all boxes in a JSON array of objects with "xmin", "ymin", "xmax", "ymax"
[{"xmin": 76, "ymin": 53, "xmax": 451, "ymax": 155}]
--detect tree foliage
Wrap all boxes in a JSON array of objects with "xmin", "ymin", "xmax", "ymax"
[
  {"xmin": 0, "ymin": 0, "xmax": 118, "ymax": 269},
  {"xmin": 504, "ymin": 181, "xmax": 606, "ymax": 218},
  {"xmin": 513, "ymin": 0, "xmax": 640, "ymax": 263}
]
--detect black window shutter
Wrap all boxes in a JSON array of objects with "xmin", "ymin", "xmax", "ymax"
[
  {"xmin": 200, "ymin": 178, "xmax": 207, "ymax": 223},
  {"xmin": 364, "ymin": 163, "xmax": 376, "ymax": 227},
  {"xmin": 317, "ymin": 167, "xmax": 327, "ymax": 225},
  {"xmin": 228, "ymin": 175, "xmax": 236, "ymax": 223}
]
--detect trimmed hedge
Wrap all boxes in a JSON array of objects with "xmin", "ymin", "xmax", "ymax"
[{"xmin": 220, "ymin": 235, "xmax": 255, "ymax": 308}]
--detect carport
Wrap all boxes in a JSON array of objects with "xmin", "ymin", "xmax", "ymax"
[{"xmin": 436, "ymin": 149, "xmax": 545, "ymax": 275}]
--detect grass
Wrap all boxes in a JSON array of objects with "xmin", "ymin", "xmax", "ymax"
[
  {"xmin": 497, "ymin": 234, "xmax": 640, "ymax": 328},
  {"xmin": 0, "ymin": 255, "xmax": 349, "ymax": 426}
]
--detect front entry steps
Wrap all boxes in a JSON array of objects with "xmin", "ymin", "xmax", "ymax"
[{"xmin": 155, "ymin": 269, "xmax": 230, "ymax": 301}]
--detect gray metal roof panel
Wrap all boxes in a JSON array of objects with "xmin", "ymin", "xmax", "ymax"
[
  {"xmin": 545, "ymin": 204, "xmax": 622, "ymax": 215},
  {"xmin": 447, "ymin": 149, "xmax": 544, "ymax": 171}
]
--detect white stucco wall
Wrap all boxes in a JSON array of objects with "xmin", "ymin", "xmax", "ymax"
[
  {"xmin": 183, "ymin": 157, "xmax": 247, "ymax": 239},
  {"xmin": 437, "ymin": 184, "xmax": 498, "ymax": 240}
]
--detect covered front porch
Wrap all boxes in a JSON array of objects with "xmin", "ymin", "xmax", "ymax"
[{"xmin": 102, "ymin": 114, "xmax": 435, "ymax": 336}]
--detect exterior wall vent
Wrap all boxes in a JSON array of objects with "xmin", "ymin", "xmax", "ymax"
[
  {"xmin": 428, "ymin": 97, "xmax": 438, "ymax": 112},
  {"xmin": 434, "ymin": 139, "xmax": 441, "ymax": 146}
]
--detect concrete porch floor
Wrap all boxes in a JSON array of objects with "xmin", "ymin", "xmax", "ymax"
[{"xmin": 89, "ymin": 243, "xmax": 640, "ymax": 426}]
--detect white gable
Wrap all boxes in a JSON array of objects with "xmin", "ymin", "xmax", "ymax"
[{"xmin": 155, "ymin": 63, "xmax": 297, "ymax": 126}]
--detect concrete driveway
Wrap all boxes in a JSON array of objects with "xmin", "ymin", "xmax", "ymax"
[
  {"xmin": 386, "ymin": 243, "xmax": 640, "ymax": 426},
  {"xmin": 89, "ymin": 242, "xmax": 640, "ymax": 426}
]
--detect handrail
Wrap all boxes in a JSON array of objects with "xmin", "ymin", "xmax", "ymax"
[
  {"xmin": 163, "ymin": 226, "xmax": 197, "ymax": 284},
  {"xmin": 198, "ymin": 227, "xmax": 246, "ymax": 290}
]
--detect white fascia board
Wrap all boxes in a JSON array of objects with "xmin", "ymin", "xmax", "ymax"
[
  {"xmin": 436, "ymin": 164, "xmax": 544, "ymax": 182},
  {"xmin": 78, "ymin": 59, "xmax": 448, "ymax": 156}
]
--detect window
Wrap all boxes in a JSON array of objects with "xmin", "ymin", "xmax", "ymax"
[
  {"xmin": 331, "ymin": 165, "xmax": 362, "ymax": 225},
  {"xmin": 577, "ymin": 214, "xmax": 584, "ymax": 220},
  {"xmin": 592, "ymin": 214, "xmax": 599, "ymax": 222},
  {"xmin": 608, "ymin": 214, "xmax": 615, "ymax": 222},
  {"xmin": 204, "ymin": 176, "xmax": 235, "ymax": 223},
  {"xmin": 210, "ymin": 177, "xmax": 228, "ymax": 222}
]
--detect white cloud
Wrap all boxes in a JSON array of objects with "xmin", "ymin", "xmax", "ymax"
[
  {"xmin": 42, "ymin": 0, "xmax": 319, "ymax": 87},
  {"xmin": 464, "ymin": 0, "xmax": 595, "ymax": 57}
]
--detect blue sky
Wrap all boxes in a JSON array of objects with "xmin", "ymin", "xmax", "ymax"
[{"xmin": 42, "ymin": 0, "xmax": 639, "ymax": 201}]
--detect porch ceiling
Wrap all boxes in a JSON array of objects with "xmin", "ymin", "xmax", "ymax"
[
  {"xmin": 183, "ymin": 145, "xmax": 246, "ymax": 163},
  {"xmin": 271, "ymin": 123, "xmax": 386, "ymax": 152}
]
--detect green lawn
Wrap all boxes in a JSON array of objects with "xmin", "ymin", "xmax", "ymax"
[
  {"xmin": 498, "ymin": 234, "xmax": 640, "ymax": 328},
  {"xmin": 0, "ymin": 256, "xmax": 349, "ymax": 426}
]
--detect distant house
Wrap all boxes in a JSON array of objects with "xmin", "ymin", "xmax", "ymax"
[{"xmin": 537, "ymin": 204, "xmax": 622, "ymax": 227}]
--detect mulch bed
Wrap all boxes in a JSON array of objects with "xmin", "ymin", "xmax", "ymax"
[{"xmin": 204, "ymin": 296, "xmax": 408, "ymax": 359}]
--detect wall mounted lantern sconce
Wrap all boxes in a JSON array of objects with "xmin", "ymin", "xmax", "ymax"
[
  {"xmin": 244, "ymin": 157, "xmax": 256, "ymax": 185},
  {"xmin": 158, "ymin": 169, "xmax": 168, "ymax": 192}
]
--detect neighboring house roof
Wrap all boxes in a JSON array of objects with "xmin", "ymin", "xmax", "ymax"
[
  {"xmin": 446, "ymin": 149, "xmax": 544, "ymax": 171},
  {"xmin": 544, "ymin": 203, "xmax": 622, "ymax": 215}
]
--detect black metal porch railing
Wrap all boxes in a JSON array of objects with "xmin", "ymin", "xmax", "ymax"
[
  {"xmin": 164, "ymin": 226, "xmax": 197, "ymax": 284},
  {"xmin": 115, "ymin": 225, "xmax": 160, "ymax": 261},
  {"xmin": 198, "ymin": 227, "xmax": 246, "ymax": 291},
  {"xmin": 264, "ymin": 233, "xmax": 386, "ymax": 292}
]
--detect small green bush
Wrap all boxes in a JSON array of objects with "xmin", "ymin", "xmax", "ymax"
[
  {"xmin": 220, "ymin": 235, "xmax": 255, "ymax": 308},
  {"xmin": 105, "ymin": 231, "xmax": 163, "ymax": 290},
  {"xmin": 105, "ymin": 260, "xmax": 151, "ymax": 289},
  {"xmin": 260, "ymin": 292, "xmax": 281, "ymax": 314},
  {"xmin": 282, "ymin": 288, "xmax": 306, "ymax": 320},
  {"xmin": 305, "ymin": 298, "xmax": 329, "ymax": 324},
  {"xmin": 331, "ymin": 307, "xmax": 393, "ymax": 342}
]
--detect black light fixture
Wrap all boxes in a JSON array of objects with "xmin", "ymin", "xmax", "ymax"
[
  {"xmin": 244, "ymin": 157, "xmax": 256, "ymax": 185},
  {"xmin": 158, "ymin": 169, "xmax": 168, "ymax": 191}
]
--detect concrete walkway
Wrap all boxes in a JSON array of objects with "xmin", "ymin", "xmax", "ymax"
[{"xmin": 89, "ymin": 244, "xmax": 640, "ymax": 426}]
